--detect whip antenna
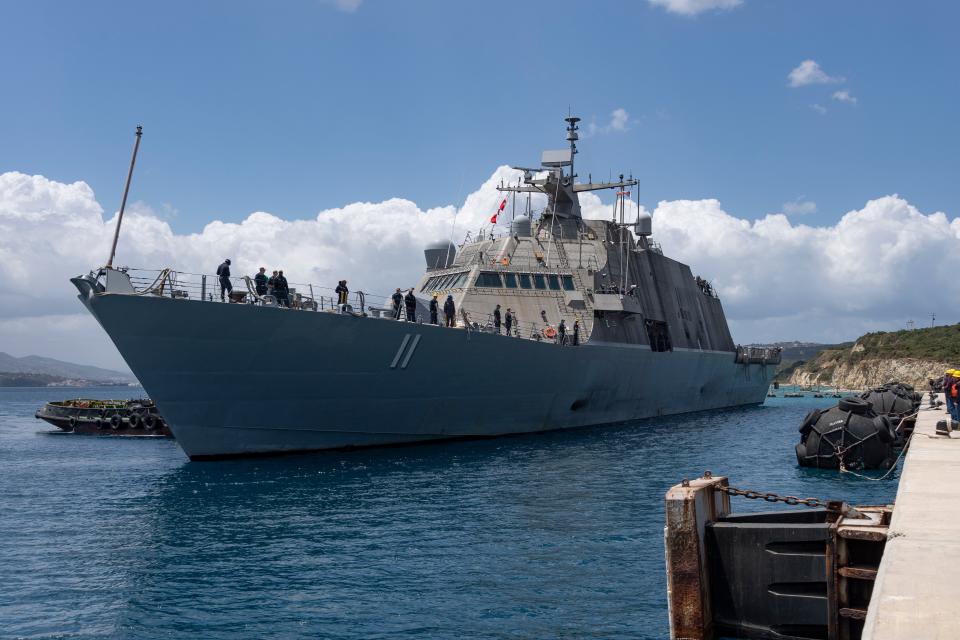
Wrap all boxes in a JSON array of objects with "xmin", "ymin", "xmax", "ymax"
[{"xmin": 106, "ymin": 125, "xmax": 143, "ymax": 268}]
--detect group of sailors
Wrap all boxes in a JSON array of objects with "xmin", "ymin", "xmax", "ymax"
[
  {"xmin": 387, "ymin": 290, "xmax": 579, "ymax": 345},
  {"xmin": 694, "ymin": 275, "xmax": 714, "ymax": 297},
  {"xmin": 218, "ymin": 259, "xmax": 580, "ymax": 344},
  {"xmin": 216, "ymin": 259, "xmax": 295, "ymax": 307}
]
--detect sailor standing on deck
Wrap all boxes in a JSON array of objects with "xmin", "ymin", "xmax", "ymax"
[
  {"xmin": 217, "ymin": 259, "xmax": 232, "ymax": 301},
  {"xmin": 273, "ymin": 270, "xmax": 290, "ymax": 307},
  {"xmin": 429, "ymin": 294, "xmax": 439, "ymax": 325},
  {"xmin": 404, "ymin": 288, "xmax": 417, "ymax": 322},
  {"xmin": 267, "ymin": 270, "xmax": 278, "ymax": 297},
  {"xmin": 254, "ymin": 267, "xmax": 268, "ymax": 297},
  {"xmin": 443, "ymin": 295, "xmax": 456, "ymax": 327},
  {"xmin": 557, "ymin": 319, "xmax": 567, "ymax": 346},
  {"xmin": 493, "ymin": 304, "xmax": 502, "ymax": 334},
  {"xmin": 391, "ymin": 288, "xmax": 403, "ymax": 320},
  {"xmin": 504, "ymin": 308, "xmax": 513, "ymax": 336},
  {"xmin": 335, "ymin": 280, "xmax": 349, "ymax": 310},
  {"xmin": 572, "ymin": 319, "xmax": 580, "ymax": 346}
]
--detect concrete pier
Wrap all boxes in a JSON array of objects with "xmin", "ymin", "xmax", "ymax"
[{"xmin": 863, "ymin": 396, "xmax": 957, "ymax": 639}]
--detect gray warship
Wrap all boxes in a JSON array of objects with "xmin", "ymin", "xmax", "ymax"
[{"xmin": 72, "ymin": 117, "xmax": 780, "ymax": 459}]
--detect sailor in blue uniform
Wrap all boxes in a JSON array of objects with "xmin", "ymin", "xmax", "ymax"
[{"xmin": 216, "ymin": 259, "xmax": 232, "ymax": 301}]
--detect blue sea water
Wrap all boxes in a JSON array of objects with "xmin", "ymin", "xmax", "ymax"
[{"xmin": 0, "ymin": 386, "xmax": 900, "ymax": 640}]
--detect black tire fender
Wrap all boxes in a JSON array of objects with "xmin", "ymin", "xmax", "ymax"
[
  {"xmin": 839, "ymin": 397, "xmax": 871, "ymax": 414},
  {"xmin": 110, "ymin": 414, "xmax": 122, "ymax": 430}
]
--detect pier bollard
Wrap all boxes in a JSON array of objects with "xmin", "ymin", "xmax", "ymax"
[{"xmin": 664, "ymin": 472, "xmax": 731, "ymax": 640}]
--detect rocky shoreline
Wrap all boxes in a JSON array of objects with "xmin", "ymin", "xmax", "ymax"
[{"xmin": 788, "ymin": 356, "xmax": 948, "ymax": 391}]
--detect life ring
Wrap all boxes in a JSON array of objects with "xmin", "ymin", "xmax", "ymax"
[
  {"xmin": 128, "ymin": 414, "xmax": 141, "ymax": 429},
  {"xmin": 500, "ymin": 257, "xmax": 510, "ymax": 266},
  {"xmin": 110, "ymin": 414, "xmax": 122, "ymax": 430},
  {"xmin": 542, "ymin": 326, "xmax": 557, "ymax": 339}
]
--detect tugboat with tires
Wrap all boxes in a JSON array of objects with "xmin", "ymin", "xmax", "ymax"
[{"xmin": 35, "ymin": 398, "xmax": 172, "ymax": 437}]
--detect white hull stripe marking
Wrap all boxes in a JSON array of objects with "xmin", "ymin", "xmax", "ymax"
[
  {"xmin": 389, "ymin": 334, "xmax": 412, "ymax": 369},
  {"xmin": 400, "ymin": 334, "xmax": 421, "ymax": 369}
]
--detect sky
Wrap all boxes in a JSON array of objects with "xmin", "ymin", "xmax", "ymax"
[{"xmin": 1, "ymin": 0, "xmax": 958, "ymax": 370}]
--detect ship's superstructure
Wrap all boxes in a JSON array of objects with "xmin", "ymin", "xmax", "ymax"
[
  {"xmin": 412, "ymin": 116, "xmax": 736, "ymax": 355},
  {"xmin": 72, "ymin": 117, "xmax": 779, "ymax": 459}
]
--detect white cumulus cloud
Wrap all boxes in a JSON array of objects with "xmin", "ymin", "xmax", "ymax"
[
  {"xmin": 647, "ymin": 0, "xmax": 743, "ymax": 17},
  {"xmin": 782, "ymin": 199, "xmax": 817, "ymax": 216},
  {"xmin": 832, "ymin": 90, "xmax": 858, "ymax": 105},
  {"xmin": 586, "ymin": 108, "xmax": 632, "ymax": 137},
  {"xmin": 788, "ymin": 60, "xmax": 845, "ymax": 87},
  {"xmin": 0, "ymin": 171, "xmax": 957, "ymax": 368}
]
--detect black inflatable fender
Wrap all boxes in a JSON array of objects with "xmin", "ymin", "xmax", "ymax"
[
  {"xmin": 795, "ymin": 442, "xmax": 808, "ymax": 465},
  {"xmin": 839, "ymin": 397, "xmax": 871, "ymax": 414},
  {"xmin": 874, "ymin": 416, "xmax": 894, "ymax": 443},
  {"xmin": 799, "ymin": 408, "xmax": 822, "ymax": 435}
]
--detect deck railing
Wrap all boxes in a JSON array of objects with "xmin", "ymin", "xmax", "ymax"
[{"xmin": 115, "ymin": 268, "xmax": 587, "ymax": 346}]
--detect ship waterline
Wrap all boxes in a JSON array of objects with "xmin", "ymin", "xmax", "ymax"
[{"xmin": 74, "ymin": 288, "xmax": 773, "ymax": 459}]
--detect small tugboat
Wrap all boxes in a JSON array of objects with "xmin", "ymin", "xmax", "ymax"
[{"xmin": 35, "ymin": 398, "xmax": 172, "ymax": 437}]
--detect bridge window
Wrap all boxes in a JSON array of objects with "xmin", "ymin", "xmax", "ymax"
[
  {"xmin": 503, "ymin": 273, "xmax": 518, "ymax": 288},
  {"xmin": 547, "ymin": 275, "xmax": 561, "ymax": 290},
  {"xmin": 561, "ymin": 275, "xmax": 575, "ymax": 291},
  {"xmin": 533, "ymin": 274, "xmax": 546, "ymax": 289},
  {"xmin": 475, "ymin": 272, "xmax": 503, "ymax": 288},
  {"xmin": 519, "ymin": 274, "xmax": 532, "ymax": 289},
  {"xmin": 452, "ymin": 272, "xmax": 468, "ymax": 288}
]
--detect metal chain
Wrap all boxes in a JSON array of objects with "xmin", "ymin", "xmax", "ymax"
[{"xmin": 718, "ymin": 485, "xmax": 825, "ymax": 508}]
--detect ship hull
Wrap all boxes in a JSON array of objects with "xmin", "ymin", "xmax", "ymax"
[{"xmin": 79, "ymin": 293, "xmax": 773, "ymax": 459}]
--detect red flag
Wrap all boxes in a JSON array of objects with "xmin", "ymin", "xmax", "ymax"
[{"xmin": 490, "ymin": 198, "xmax": 507, "ymax": 224}]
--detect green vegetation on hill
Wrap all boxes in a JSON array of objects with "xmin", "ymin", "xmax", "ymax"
[
  {"xmin": 785, "ymin": 323, "xmax": 960, "ymax": 385},
  {"xmin": 844, "ymin": 323, "xmax": 960, "ymax": 362}
]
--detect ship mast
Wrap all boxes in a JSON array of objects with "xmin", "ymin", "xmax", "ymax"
[
  {"xmin": 565, "ymin": 115, "xmax": 579, "ymax": 181},
  {"xmin": 496, "ymin": 115, "xmax": 638, "ymax": 221}
]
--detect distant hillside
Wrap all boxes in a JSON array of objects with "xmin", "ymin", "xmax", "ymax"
[
  {"xmin": 0, "ymin": 352, "xmax": 134, "ymax": 383},
  {"xmin": 786, "ymin": 324, "xmax": 960, "ymax": 390},
  {"xmin": 749, "ymin": 342, "xmax": 842, "ymax": 380}
]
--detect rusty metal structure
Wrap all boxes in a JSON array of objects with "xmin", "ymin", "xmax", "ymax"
[{"xmin": 664, "ymin": 473, "xmax": 891, "ymax": 640}]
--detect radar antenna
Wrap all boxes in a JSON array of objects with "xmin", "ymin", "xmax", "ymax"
[{"xmin": 565, "ymin": 115, "xmax": 580, "ymax": 178}]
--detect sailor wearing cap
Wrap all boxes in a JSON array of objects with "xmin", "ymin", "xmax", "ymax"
[
  {"xmin": 429, "ymin": 293, "xmax": 439, "ymax": 325},
  {"xmin": 216, "ymin": 258, "xmax": 232, "ymax": 301}
]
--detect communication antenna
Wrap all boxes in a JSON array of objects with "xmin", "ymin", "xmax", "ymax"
[
  {"xmin": 931, "ymin": 313, "xmax": 936, "ymax": 327},
  {"xmin": 106, "ymin": 125, "xmax": 143, "ymax": 268},
  {"xmin": 565, "ymin": 115, "xmax": 580, "ymax": 178},
  {"xmin": 906, "ymin": 319, "xmax": 915, "ymax": 330}
]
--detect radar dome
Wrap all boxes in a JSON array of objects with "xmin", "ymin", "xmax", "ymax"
[
  {"xmin": 635, "ymin": 211, "xmax": 652, "ymax": 237},
  {"xmin": 424, "ymin": 240, "xmax": 457, "ymax": 270},
  {"xmin": 511, "ymin": 215, "xmax": 532, "ymax": 237}
]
